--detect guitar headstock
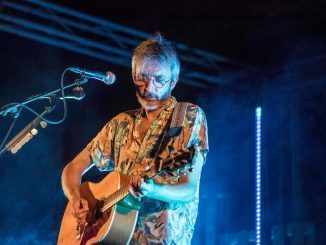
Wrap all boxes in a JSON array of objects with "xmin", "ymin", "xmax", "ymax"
[{"xmin": 156, "ymin": 146, "xmax": 195, "ymax": 177}]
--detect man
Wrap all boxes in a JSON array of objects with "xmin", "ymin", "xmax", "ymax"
[{"xmin": 62, "ymin": 33, "xmax": 209, "ymax": 244}]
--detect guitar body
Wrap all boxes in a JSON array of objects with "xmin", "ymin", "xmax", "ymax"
[
  {"xmin": 58, "ymin": 147, "xmax": 194, "ymax": 244},
  {"xmin": 58, "ymin": 171, "xmax": 139, "ymax": 245}
]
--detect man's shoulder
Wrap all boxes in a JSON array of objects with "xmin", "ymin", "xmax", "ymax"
[
  {"xmin": 178, "ymin": 102, "xmax": 206, "ymax": 117},
  {"xmin": 174, "ymin": 102, "xmax": 207, "ymax": 130}
]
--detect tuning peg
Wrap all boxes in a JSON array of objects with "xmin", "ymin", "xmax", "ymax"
[
  {"xmin": 31, "ymin": 128, "xmax": 38, "ymax": 135},
  {"xmin": 10, "ymin": 146, "xmax": 18, "ymax": 154},
  {"xmin": 20, "ymin": 133, "xmax": 33, "ymax": 145},
  {"xmin": 11, "ymin": 143, "xmax": 22, "ymax": 154},
  {"xmin": 40, "ymin": 121, "xmax": 47, "ymax": 128},
  {"xmin": 11, "ymin": 148, "xmax": 18, "ymax": 154}
]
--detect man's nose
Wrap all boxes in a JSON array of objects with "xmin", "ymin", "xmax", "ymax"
[{"xmin": 144, "ymin": 78, "xmax": 156, "ymax": 93}]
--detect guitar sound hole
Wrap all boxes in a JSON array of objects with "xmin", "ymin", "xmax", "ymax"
[
  {"xmin": 81, "ymin": 201, "xmax": 112, "ymax": 245},
  {"xmin": 93, "ymin": 200, "xmax": 104, "ymax": 223},
  {"xmin": 90, "ymin": 200, "xmax": 112, "ymax": 225}
]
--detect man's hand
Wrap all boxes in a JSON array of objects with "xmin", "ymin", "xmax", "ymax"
[
  {"xmin": 70, "ymin": 195, "xmax": 89, "ymax": 225},
  {"xmin": 129, "ymin": 176, "xmax": 155, "ymax": 200}
]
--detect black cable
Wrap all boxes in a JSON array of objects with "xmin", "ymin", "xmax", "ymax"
[
  {"xmin": 0, "ymin": 106, "xmax": 23, "ymax": 155},
  {"xmin": 0, "ymin": 68, "xmax": 70, "ymax": 156},
  {"xmin": 21, "ymin": 67, "xmax": 69, "ymax": 125}
]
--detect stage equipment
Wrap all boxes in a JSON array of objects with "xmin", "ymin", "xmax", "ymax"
[
  {"xmin": 0, "ymin": 68, "xmax": 112, "ymax": 156},
  {"xmin": 0, "ymin": 0, "xmax": 260, "ymax": 88},
  {"xmin": 255, "ymin": 107, "xmax": 262, "ymax": 245}
]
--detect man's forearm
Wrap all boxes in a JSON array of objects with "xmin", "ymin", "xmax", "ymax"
[
  {"xmin": 147, "ymin": 148, "xmax": 204, "ymax": 204},
  {"xmin": 61, "ymin": 148, "xmax": 92, "ymax": 201},
  {"xmin": 148, "ymin": 182, "xmax": 197, "ymax": 204},
  {"xmin": 61, "ymin": 163, "xmax": 83, "ymax": 201}
]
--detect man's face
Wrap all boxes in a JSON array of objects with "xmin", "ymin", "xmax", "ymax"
[{"xmin": 133, "ymin": 58, "xmax": 176, "ymax": 111}]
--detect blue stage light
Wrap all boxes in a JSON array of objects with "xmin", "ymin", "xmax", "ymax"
[{"xmin": 255, "ymin": 107, "xmax": 262, "ymax": 245}]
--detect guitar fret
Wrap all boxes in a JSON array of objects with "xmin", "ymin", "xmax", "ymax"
[{"xmin": 101, "ymin": 185, "xmax": 129, "ymax": 213}]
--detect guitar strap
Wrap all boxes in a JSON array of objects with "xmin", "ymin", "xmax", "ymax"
[
  {"xmin": 155, "ymin": 102, "xmax": 188, "ymax": 160},
  {"xmin": 168, "ymin": 102, "xmax": 188, "ymax": 137}
]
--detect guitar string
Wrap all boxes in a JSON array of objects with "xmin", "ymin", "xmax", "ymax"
[
  {"xmin": 100, "ymin": 186, "xmax": 129, "ymax": 213},
  {"xmin": 98, "ymin": 149, "xmax": 191, "ymax": 214},
  {"xmin": 75, "ymin": 153, "xmax": 189, "ymax": 240},
  {"xmin": 99, "ymin": 155, "xmax": 191, "ymax": 213}
]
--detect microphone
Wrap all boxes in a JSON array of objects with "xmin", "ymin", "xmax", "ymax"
[{"xmin": 69, "ymin": 67, "xmax": 116, "ymax": 85}]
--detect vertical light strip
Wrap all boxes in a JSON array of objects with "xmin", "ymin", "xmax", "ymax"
[{"xmin": 255, "ymin": 107, "xmax": 262, "ymax": 245}]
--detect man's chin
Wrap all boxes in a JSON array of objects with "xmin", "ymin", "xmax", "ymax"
[
  {"xmin": 144, "ymin": 104, "xmax": 160, "ymax": 111},
  {"xmin": 140, "ymin": 100, "xmax": 160, "ymax": 111},
  {"xmin": 136, "ymin": 93, "xmax": 158, "ymax": 110}
]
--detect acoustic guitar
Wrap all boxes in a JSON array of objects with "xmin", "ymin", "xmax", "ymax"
[{"xmin": 58, "ymin": 147, "xmax": 194, "ymax": 244}]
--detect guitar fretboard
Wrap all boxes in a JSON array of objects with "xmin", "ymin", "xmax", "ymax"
[
  {"xmin": 98, "ymin": 148, "xmax": 193, "ymax": 214},
  {"xmin": 100, "ymin": 185, "xmax": 130, "ymax": 213}
]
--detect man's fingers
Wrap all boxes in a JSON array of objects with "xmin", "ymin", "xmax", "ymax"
[
  {"xmin": 131, "ymin": 176, "xmax": 143, "ymax": 189},
  {"xmin": 73, "ymin": 209, "xmax": 88, "ymax": 216},
  {"xmin": 128, "ymin": 185, "xmax": 137, "ymax": 198},
  {"xmin": 76, "ymin": 216, "xmax": 86, "ymax": 223},
  {"xmin": 71, "ymin": 201, "xmax": 88, "ymax": 220},
  {"xmin": 72, "ymin": 211, "xmax": 88, "ymax": 223},
  {"xmin": 81, "ymin": 199, "xmax": 89, "ymax": 210},
  {"xmin": 73, "ymin": 212, "xmax": 87, "ymax": 223},
  {"xmin": 72, "ymin": 207, "xmax": 88, "ymax": 215},
  {"xmin": 128, "ymin": 185, "xmax": 143, "ymax": 200},
  {"xmin": 137, "ymin": 178, "xmax": 143, "ymax": 187}
]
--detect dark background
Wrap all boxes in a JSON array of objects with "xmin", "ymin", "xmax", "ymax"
[{"xmin": 0, "ymin": 0, "xmax": 325, "ymax": 244}]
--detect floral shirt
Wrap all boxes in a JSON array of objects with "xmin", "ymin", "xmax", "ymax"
[{"xmin": 86, "ymin": 96, "xmax": 209, "ymax": 244}]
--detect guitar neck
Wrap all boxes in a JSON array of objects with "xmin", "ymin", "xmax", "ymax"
[
  {"xmin": 101, "ymin": 172, "xmax": 160, "ymax": 213},
  {"xmin": 101, "ymin": 185, "xmax": 130, "ymax": 212},
  {"xmin": 100, "ymin": 148, "xmax": 194, "ymax": 213}
]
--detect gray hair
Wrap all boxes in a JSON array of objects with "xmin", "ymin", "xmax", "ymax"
[{"xmin": 132, "ymin": 33, "xmax": 180, "ymax": 82}]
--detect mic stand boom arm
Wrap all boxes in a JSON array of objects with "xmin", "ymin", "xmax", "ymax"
[
  {"xmin": 0, "ymin": 77, "xmax": 88, "ymax": 117},
  {"xmin": 0, "ymin": 76, "xmax": 88, "ymax": 157}
]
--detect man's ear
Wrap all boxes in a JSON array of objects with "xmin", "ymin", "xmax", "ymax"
[{"xmin": 171, "ymin": 76, "xmax": 179, "ymax": 89}]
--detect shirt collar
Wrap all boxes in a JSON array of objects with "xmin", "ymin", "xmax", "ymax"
[
  {"xmin": 133, "ymin": 96, "xmax": 177, "ymax": 143},
  {"xmin": 164, "ymin": 96, "xmax": 178, "ymax": 111}
]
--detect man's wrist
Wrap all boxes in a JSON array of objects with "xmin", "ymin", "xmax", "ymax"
[{"xmin": 69, "ymin": 189, "xmax": 80, "ymax": 202}]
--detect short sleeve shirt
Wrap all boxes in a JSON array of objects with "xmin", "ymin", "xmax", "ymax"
[{"xmin": 86, "ymin": 96, "xmax": 209, "ymax": 244}]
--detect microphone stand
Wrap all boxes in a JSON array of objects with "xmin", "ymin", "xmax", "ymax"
[
  {"xmin": 0, "ymin": 108, "xmax": 49, "ymax": 156},
  {"xmin": 0, "ymin": 76, "xmax": 89, "ymax": 157}
]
